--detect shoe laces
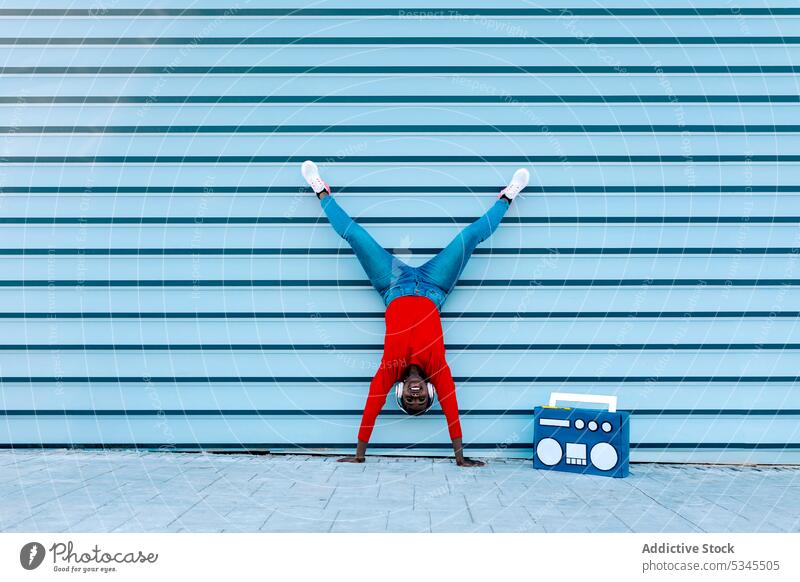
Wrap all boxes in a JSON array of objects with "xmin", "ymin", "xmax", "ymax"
[
  {"xmin": 309, "ymin": 176, "xmax": 328, "ymax": 193},
  {"xmin": 501, "ymin": 181, "xmax": 524, "ymax": 196}
]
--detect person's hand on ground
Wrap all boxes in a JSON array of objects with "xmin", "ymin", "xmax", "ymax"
[
  {"xmin": 452, "ymin": 438, "xmax": 485, "ymax": 467},
  {"xmin": 456, "ymin": 457, "xmax": 486, "ymax": 468},
  {"xmin": 337, "ymin": 456, "xmax": 365, "ymax": 463}
]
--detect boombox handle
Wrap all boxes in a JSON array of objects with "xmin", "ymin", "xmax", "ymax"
[{"xmin": 548, "ymin": 392, "xmax": 617, "ymax": 413}]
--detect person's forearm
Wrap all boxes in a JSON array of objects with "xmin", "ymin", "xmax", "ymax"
[{"xmin": 452, "ymin": 437, "xmax": 465, "ymax": 463}]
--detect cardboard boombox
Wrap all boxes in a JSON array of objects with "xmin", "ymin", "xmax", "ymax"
[{"xmin": 533, "ymin": 392, "xmax": 630, "ymax": 478}]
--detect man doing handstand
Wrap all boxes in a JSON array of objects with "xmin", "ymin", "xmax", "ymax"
[{"xmin": 301, "ymin": 161, "xmax": 529, "ymax": 467}]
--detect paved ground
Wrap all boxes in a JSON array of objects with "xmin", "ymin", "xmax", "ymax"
[{"xmin": 0, "ymin": 450, "xmax": 798, "ymax": 533}]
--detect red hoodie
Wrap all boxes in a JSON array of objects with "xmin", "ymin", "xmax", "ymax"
[{"xmin": 357, "ymin": 295, "xmax": 462, "ymax": 443}]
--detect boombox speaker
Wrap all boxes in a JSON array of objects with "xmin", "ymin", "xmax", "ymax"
[{"xmin": 533, "ymin": 392, "xmax": 630, "ymax": 478}]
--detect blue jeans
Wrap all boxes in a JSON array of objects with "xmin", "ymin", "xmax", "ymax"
[{"xmin": 320, "ymin": 195, "xmax": 510, "ymax": 311}]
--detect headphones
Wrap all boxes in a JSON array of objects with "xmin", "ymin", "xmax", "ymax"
[{"xmin": 394, "ymin": 380, "xmax": 436, "ymax": 415}]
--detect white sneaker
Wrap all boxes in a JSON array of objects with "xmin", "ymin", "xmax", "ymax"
[
  {"xmin": 301, "ymin": 160, "xmax": 330, "ymax": 196},
  {"xmin": 499, "ymin": 168, "xmax": 530, "ymax": 201}
]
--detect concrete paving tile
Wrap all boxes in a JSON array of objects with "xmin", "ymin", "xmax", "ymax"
[
  {"xmin": 263, "ymin": 520, "xmax": 336, "ymax": 533},
  {"xmin": 224, "ymin": 507, "xmax": 275, "ymax": 530},
  {"xmin": 68, "ymin": 517, "xmax": 133, "ymax": 533},
  {"xmin": 489, "ymin": 521, "xmax": 546, "ymax": 533},
  {"xmin": 111, "ymin": 516, "xmax": 176, "ymax": 532},
  {"xmin": 463, "ymin": 524, "xmax": 493, "ymax": 532},
  {"xmin": 522, "ymin": 508, "xmax": 570, "ymax": 527},
  {"xmin": 283, "ymin": 482, "xmax": 337, "ymax": 497},
  {"xmin": 4, "ymin": 516, "xmax": 79, "ymax": 533},
  {"xmin": 261, "ymin": 508, "xmax": 339, "ymax": 532},
  {"xmin": 483, "ymin": 506, "xmax": 544, "ymax": 532},
  {"xmin": 327, "ymin": 472, "xmax": 380, "ymax": 485},
  {"xmin": 330, "ymin": 509, "xmax": 388, "ymax": 533},
  {"xmin": 377, "ymin": 482, "xmax": 414, "ymax": 499},
  {"xmin": 169, "ymin": 518, "xmax": 228, "ymax": 532},
  {"xmin": 470, "ymin": 482, "xmax": 501, "ymax": 494},
  {"xmin": 0, "ymin": 515, "xmax": 36, "ymax": 530},
  {"xmin": 615, "ymin": 512, "xmax": 696, "ymax": 533},
  {"xmin": 267, "ymin": 504, "xmax": 339, "ymax": 520},
  {"xmin": 412, "ymin": 495, "xmax": 470, "ymax": 513},
  {"xmin": 428, "ymin": 508, "xmax": 473, "ymax": 528},
  {"xmin": 387, "ymin": 510, "xmax": 430, "ymax": 533},
  {"xmin": 112, "ymin": 523, "xmax": 185, "ymax": 533},
  {"xmin": 1, "ymin": 523, "xmax": 55, "ymax": 533},
  {"xmin": 428, "ymin": 512, "xmax": 475, "ymax": 533}
]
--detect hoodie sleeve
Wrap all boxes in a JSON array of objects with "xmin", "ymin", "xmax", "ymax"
[
  {"xmin": 425, "ymin": 358, "xmax": 463, "ymax": 440},
  {"xmin": 357, "ymin": 357, "xmax": 403, "ymax": 443}
]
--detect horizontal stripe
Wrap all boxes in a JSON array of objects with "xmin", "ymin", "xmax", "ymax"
[
  {"xmin": 2, "ymin": 186, "xmax": 795, "ymax": 194},
  {"xmin": 0, "ymin": 443, "xmax": 796, "ymax": 451},
  {"xmin": 2, "ymin": 96, "xmax": 799, "ymax": 105},
  {"xmin": 2, "ymin": 66, "xmax": 798, "ymax": 74},
  {"xmin": 4, "ymin": 248, "xmax": 798, "ymax": 257},
  {"xmin": 4, "ymin": 9, "xmax": 800, "ymax": 17},
  {"xmin": 4, "ymin": 343, "xmax": 799, "ymax": 351},
  {"xmin": 2, "ymin": 155, "xmax": 795, "ymax": 163},
  {"xmin": 2, "ymin": 311, "xmax": 798, "ymax": 319},
  {"xmin": 2, "ymin": 376, "xmax": 798, "ymax": 383},
  {"xmin": 7, "ymin": 124, "xmax": 800, "ymax": 134},
  {"xmin": 1, "ymin": 279, "xmax": 797, "ymax": 288},
  {"xmin": 3, "ymin": 217, "xmax": 797, "ymax": 225},
  {"xmin": 5, "ymin": 37, "xmax": 800, "ymax": 46},
  {"xmin": 0, "ymin": 409, "xmax": 796, "ymax": 416}
]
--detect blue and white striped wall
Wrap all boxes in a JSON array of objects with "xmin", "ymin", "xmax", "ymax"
[{"xmin": 1, "ymin": 0, "xmax": 799, "ymax": 463}]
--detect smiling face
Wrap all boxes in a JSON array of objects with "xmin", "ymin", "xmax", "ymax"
[{"xmin": 400, "ymin": 365, "xmax": 430, "ymax": 415}]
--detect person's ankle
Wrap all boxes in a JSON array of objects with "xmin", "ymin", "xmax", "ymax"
[
  {"xmin": 500, "ymin": 194, "xmax": 513, "ymax": 205},
  {"xmin": 317, "ymin": 190, "xmax": 330, "ymax": 200}
]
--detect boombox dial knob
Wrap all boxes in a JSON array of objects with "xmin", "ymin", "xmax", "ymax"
[
  {"xmin": 590, "ymin": 442, "xmax": 618, "ymax": 471},
  {"xmin": 536, "ymin": 438, "xmax": 563, "ymax": 466}
]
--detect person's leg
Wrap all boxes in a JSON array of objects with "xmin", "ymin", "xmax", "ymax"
[
  {"xmin": 320, "ymin": 195, "xmax": 406, "ymax": 294},
  {"xmin": 417, "ymin": 197, "xmax": 510, "ymax": 294}
]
